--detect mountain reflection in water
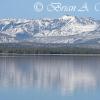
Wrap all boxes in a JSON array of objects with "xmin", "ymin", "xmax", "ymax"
[{"xmin": 0, "ymin": 55, "xmax": 100, "ymax": 94}]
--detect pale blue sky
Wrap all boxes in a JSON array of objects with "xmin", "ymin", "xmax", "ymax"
[{"xmin": 0, "ymin": 0, "xmax": 100, "ymax": 19}]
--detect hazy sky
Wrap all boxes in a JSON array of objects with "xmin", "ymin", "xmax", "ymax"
[{"xmin": 0, "ymin": 0, "xmax": 100, "ymax": 19}]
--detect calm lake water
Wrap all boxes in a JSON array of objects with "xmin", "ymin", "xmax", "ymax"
[{"xmin": 0, "ymin": 55, "xmax": 100, "ymax": 100}]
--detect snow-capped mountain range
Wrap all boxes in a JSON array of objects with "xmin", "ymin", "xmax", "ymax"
[{"xmin": 0, "ymin": 15, "xmax": 100, "ymax": 46}]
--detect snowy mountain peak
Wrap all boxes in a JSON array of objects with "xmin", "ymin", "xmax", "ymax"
[
  {"xmin": 60, "ymin": 15, "xmax": 76, "ymax": 21},
  {"xmin": 0, "ymin": 15, "xmax": 99, "ymax": 44}
]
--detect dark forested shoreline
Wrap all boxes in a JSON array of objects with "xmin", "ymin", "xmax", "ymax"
[{"xmin": 0, "ymin": 43, "xmax": 100, "ymax": 54}]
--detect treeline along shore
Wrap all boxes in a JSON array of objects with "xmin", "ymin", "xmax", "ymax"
[{"xmin": 0, "ymin": 43, "xmax": 100, "ymax": 54}]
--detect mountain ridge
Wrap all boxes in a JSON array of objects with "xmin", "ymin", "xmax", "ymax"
[{"xmin": 0, "ymin": 15, "xmax": 100, "ymax": 47}]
